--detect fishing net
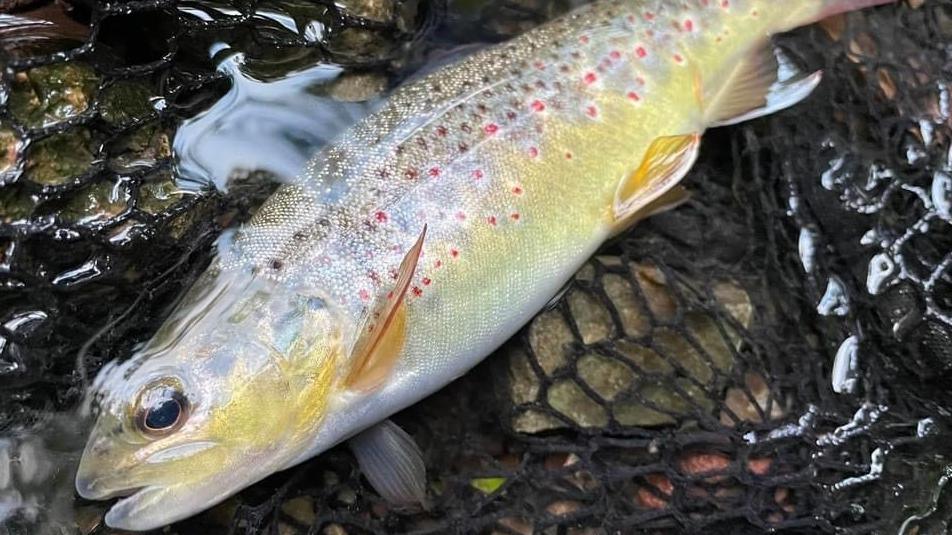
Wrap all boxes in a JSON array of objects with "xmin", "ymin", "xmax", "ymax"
[{"xmin": 1, "ymin": 0, "xmax": 951, "ymax": 534}]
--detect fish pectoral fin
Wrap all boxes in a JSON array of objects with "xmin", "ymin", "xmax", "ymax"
[
  {"xmin": 704, "ymin": 42, "xmax": 823, "ymax": 127},
  {"xmin": 344, "ymin": 225, "xmax": 427, "ymax": 392},
  {"xmin": 349, "ymin": 419, "xmax": 428, "ymax": 507},
  {"xmin": 614, "ymin": 134, "xmax": 700, "ymax": 225}
]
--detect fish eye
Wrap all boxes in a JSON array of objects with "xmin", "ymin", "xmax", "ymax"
[{"xmin": 134, "ymin": 381, "xmax": 189, "ymax": 436}]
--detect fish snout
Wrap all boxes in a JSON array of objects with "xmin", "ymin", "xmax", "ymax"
[{"xmin": 75, "ymin": 470, "xmax": 142, "ymax": 500}]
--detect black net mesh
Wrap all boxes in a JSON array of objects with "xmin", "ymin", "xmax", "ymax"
[{"xmin": 1, "ymin": 1, "xmax": 952, "ymax": 534}]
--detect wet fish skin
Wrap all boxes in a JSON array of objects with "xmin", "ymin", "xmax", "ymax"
[{"xmin": 75, "ymin": 0, "xmax": 895, "ymax": 530}]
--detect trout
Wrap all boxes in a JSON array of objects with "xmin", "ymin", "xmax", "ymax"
[{"xmin": 76, "ymin": 0, "xmax": 895, "ymax": 529}]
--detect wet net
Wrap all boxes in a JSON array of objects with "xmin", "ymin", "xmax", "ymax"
[{"xmin": 1, "ymin": 0, "xmax": 951, "ymax": 534}]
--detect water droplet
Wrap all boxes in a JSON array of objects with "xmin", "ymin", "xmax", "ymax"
[
  {"xmin": 932, "ymin": 170, "xmax": 951, "ymax": 222},
  {"xmin": 821, "ymin": 155, "xmax": 846, "ymax": 190},
  {"xmin": 817, "ymin": 276, "xmax": 850, "ymax": 316},
  {"xmin": 866, "ymin": 252, "xmax": 897, "ymax": 295},
  {"xmin": 798, "ymin": 227, "xmax": 819, "ymax": 273},
  {"xmin": 832, "ymin": 335, "xmax": 860, "ymax": 395}
]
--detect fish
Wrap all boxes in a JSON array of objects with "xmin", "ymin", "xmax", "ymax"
[{"xmin": 75, "ymin": 0, "xmax": 895, "ymax": 530}]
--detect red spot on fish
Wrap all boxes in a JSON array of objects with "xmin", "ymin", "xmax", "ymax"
[
  {"xmin": 374, "ymin": 211, "xmax": 388, "ymax": 223},
  {"xmin": 428, "ymin": 167, "xmax": 441, "ymax": 177},
  {"xmin": 636, "ymin": 76, "xmax": 646, "ymax": 85},
  {"xmin": 684, "ymin": 19, "xmax": 694, "ymax": 31},
  {"xmin": 359, "ymin": 289, "xmax": 370, "ymax": 301},
  {"xmin": 586, "ymin": 105, "xmax": 598, "ymax": 118},
  {"xmin": 450, "ymin": 249, "xmax": 460, "ymax": 258},
  {"xmin": 510, "ymin": 212, "xmax": 521, "ymax": 221},
  {"xmin": 488, "ymin": 215, "xmax": 497, "ymax": 226},
  {"xmin": 512, "ymin": 185, "xmax": 523, "ymax": 195},
  {"xmin": 484, "ymin": 123, "xmax": 499, "ymax": 135},
  {"xmin": 435, "ymin": 125, "xmax": 448, "ymax": 137},
  {"xmin": 531, "ymin": 99, "xmax": 546, "ymax": 112},
  {"xmin": 721, "ymin": 0, "xmax": 729, "ymax": 7},
  {"xmin": 644, "ymin": 11, "xmax": 654, "ymax": 20},
  {"xmin": 455, "ymin": 211, "xmax": 467, "ymax": 221},
  {"xmin": 627, "ymin": 91, "xmax": 641, "ymax": 102},
  {"xmin": 405, "ymin": 168, "xmax": 419, "ymax": 180},
  {"xmin": 528, "ymin": 146, "xmax": 539, "ymax": 158},
  {"xmin": 579, "ymin": 35, "xmax": 590, "ymax": 44},
  {"xmin": 673, "ymin": 53, "xmax": 684, "ymax": 64},
  {"xmin": 565, "ymin": 152, "xmax": 573, "ymax": 160},
  {"xmin": 435, "ymin": 259, "xmax": 443, "ymax": 268},
  {"xmin": 387, "ymin": 290, "xmax": 395, "ymax": 299},
  {"xmin": 533, "ymin": 61, "xmax": 546, "ymax": 70},
  {"xmin": 636, "ymin": 46, "xmax": 648, "ymax": 58},
  {"xmin": 422, "ymin": 277, "xmax": 432, "ymax": 286},
  {"xmin": 609, "ymin": 50, "xmax": 622, "ymax": 60},
  {"xmin": 411, "ymin": 286, "xmax": 423, "ymax": 297},
  {"xmin": 472, "ymin": 169, "xmax": 484, "ymax": 180},
  {"xmin": 583, "ymin": 72, "xmax": 597, "ymax": 84},
  {"xmin": 506, "ymin": 110, "xmax": 518, "ymax": 120}
]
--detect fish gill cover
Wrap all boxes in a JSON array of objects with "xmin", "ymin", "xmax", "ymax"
[{"xmin": 0, "ymin": 0, "xmax": 950, "ymax": 534}]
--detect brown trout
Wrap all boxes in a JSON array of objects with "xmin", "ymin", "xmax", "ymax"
[{"xmin": 76, "ymin": 0, "xmax": 894, "ymax": 529}]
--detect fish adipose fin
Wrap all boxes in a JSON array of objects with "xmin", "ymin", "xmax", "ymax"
[
  {"xmin": 345, "ymin": 225, "xmax": 427, "ymax": 391},
  {"xmin": 703, "ymin": 42, "xmax": 823, "ymax": 128},
  {"xmin": 613, "ymin": 134, "xmax": 700, "ymax": 225},
  {"xmin": 349, "ymin": 419, "xmax": 428, "ymax": 507}
]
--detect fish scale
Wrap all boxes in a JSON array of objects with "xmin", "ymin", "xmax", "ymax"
[
  {"xmin": 74, "ymin": 0, "xmax": 897, "ymax": 530},
  {"xmin": 234, "ymin": 0, "xmax": 727, "ymax": 314}
]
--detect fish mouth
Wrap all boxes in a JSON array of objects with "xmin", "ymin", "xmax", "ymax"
[
  {"xmin": 75, "ymin": 473, "xmax": 144, "ymax": 501},
  {"xmin": 102, "ymin": 485, "xmax": 173, "ymax": 531}
]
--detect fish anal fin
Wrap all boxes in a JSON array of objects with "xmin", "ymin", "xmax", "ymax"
[
  {"xmin": 614, "ymin": 134, "xmax": 700, "ymax": 224},
  {"xmin": 345, "ymin": 225, "xmax": 426, "ymax": 391},
  {"xmin": 349, "ymin": 420, "xmax": 428, "ymax": 507},
  {"xmin": 705, "ymin": 43, "xmax": 822, "ymax": 127}
]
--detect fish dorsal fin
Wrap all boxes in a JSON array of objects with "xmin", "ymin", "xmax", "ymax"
[
  {"xmin": 704, "ymin": 43, "xmax": 823, "ymax": 127},
  {"xmin": 349, "ymin": 419, "xmax": 428, "ymax": 507},
  {"xmin": 345, "ymin": 225, "xmax": 427, "ymax": 391},
  {"xmin": 614, "ymin": 134, "xmax": 700, "ymax": 224}
]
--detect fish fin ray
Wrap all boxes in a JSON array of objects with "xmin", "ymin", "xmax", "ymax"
[
  {"xmin": 611, "ymin": 186, "xmax": 691, "ymax": 236},
  {"xmin": 705, "ymin": 44, "xmax": 822, "ymax": 127},
  {"xmin": 614, "ymin": 134, "xmax": 700, "ymax": 224},
  {"xmin": 349, "ymin": 420, "xmax": 428, "ymax": 507},
  {"xmin": 345, "ymin": 225, "xmax": 426, "ymax": 391}
]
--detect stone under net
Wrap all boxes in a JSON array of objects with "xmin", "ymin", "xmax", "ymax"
[{"xmin": 0, "ymin": 1, "xmax": 950, "ymax": 534}]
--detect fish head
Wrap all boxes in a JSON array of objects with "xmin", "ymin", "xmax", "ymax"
[{"xmin": 76, "ymin": 274, "xmax": 345, "ymax": 530}]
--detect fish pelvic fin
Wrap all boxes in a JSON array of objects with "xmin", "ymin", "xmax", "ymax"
[
  {"xmin": 818, "ymin": 0, "xmax": 895, "ymax": 20},
  {"xmin": 344, "ymin": 225, "xmax": 426, "ymax": 392},
  {"xmin": 613, "ymin": 134, "xmax": 700, "ymax": 225},
  {"xmin": 349, "ymin": 419, "xmax": 428, "ymax": 507},
  {"xmin": 610, "ymin": 185, "xmax": 690, "ymax": 237},
  {"xmin": 701, "ymin": 42, "xmax": 823, "ymax": 128}
]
